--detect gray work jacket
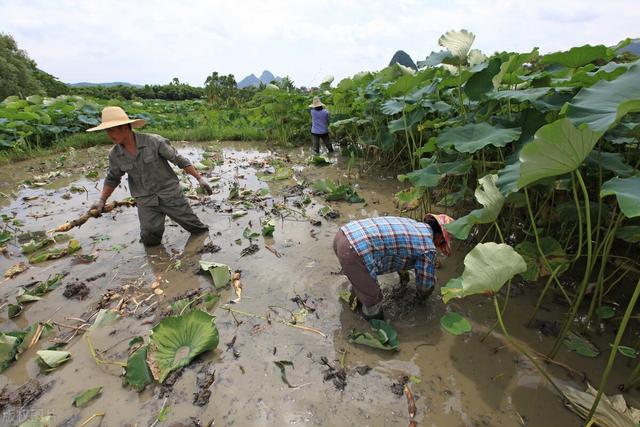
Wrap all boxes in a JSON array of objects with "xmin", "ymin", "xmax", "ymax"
[{"xmin": 104, "ymin": 133, "xmax": 191, "ymax": 206}]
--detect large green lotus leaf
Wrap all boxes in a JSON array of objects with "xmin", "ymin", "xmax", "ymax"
[
  {"xmin": 399, "ymin": 157, "xmax": 471, "ymax": 189},
  {"xmin": 570, "ymin": 62, "xmax": 632, "ymax": 86},
  {"xmin": 616, "ymin": 226, "xmax": 640, "ymax": 243},
  {"xmin": 487, "ymin": 88, "xmax": 552, "ymax": 104},
  {"xmin": 417, "ymin": 50, "xmax": 454, "ymax": 68},
  {"xmin": 518, "ymin": 119, "xmax": 601, "ymax": 188},
  {"xmin": 124, "ymin": 345, "xmax": 153, "ymax": 392},
  {"xmin": 585, "ymin": 151, "xmax": 634, "ymax": 177},
  {"xmin": 600, "ymin": 175, "xmax": 640, "ymax": 218},
  {"xmin": 495, "ymin": 161, "xmax": 521, "ymax": 196},
  {"xmin": 437, "ymin": 123, "xmax": 521, "ymax": 154},
  {"xmin": 492, "ymin": 48, "xmax": 539, "ymax": 88},
  {"xmin": 147, "ymin": 310, "xmax": 219, "ymax": 383},
  {"xmin": 381, "ymin": 99, "xmax": 405, "ymax": 115},
  {"xmin": 37, "ymin": 350, "xmax": 71, "ymax": 370},
  {"xmin": 564, "ymin": 63, "xmax": 640, "ymax": 132},
  {"xmin": 199, "ymin": 260, "xmax": 231, "ymax": 289},
  {"xmin": 465, "ymin": 58, "xmax": 502, "ymax": 100},
  {"xmin": 441, "ymin": 243, "xmax": 527, "ymax": 303},
  {"xmin": 541, "ymin": 44, "xmax": 614, "ymax": 68},
  {"xmin": 445, "ymin": 175, "xmax": 504, "ymax": 239}
]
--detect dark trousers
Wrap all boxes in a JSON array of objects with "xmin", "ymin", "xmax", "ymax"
[
  {"xmin": 137, "ymin": 196, "xmax": 208, "ymax": 246},
  {"xmin": 333, "ymin": 230, "xmax": 382, "ymax": 307},
  {"xmin": 312, "ymin": 133, "xmax": 333, "ymax": 154}
]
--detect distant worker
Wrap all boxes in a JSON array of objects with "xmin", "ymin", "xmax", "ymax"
[
  {"xmin": 309, "ymin": 96, "xmax": 333, "ymax": 154},
  {"xmin": 86, "ymin": 106, "xmax": 213, "ymax": 246},
  {"xmin": 333, "ymin": 214, "xmax": 454, "ymax": 319}
]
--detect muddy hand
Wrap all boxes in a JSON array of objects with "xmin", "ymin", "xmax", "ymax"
[
  {"xmin": 89, "ymin": 198, "xmax": 105, "ymax": 215},
  {"xmin": 198, "ymin": 177, "xmax": 213, "ymax": 195}
]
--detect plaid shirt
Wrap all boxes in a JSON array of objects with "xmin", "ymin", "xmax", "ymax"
[{"xmin": 341, "ymin": 217, "xmax": 437, "ymax": 289}]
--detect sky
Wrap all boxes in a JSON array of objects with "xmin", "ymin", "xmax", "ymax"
[{"xmin": 1, "ymin": 0, "xmax": 638, "ymax": 88}]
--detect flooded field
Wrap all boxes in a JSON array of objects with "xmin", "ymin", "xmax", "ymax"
[{"xmin": 0, "ymin": 141, "xmax": 636, "ymax": 426}]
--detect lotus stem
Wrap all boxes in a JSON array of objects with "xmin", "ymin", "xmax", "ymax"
[
  {"xmin": 86, "ymin": 335, "xmax": 127, "ymax": 368},
  {"xmin": 221, "ymin": 306, "xmax": 326, "ymax": 337},
  {"xmin": 550, "ymin": 169, "xmax": 593, "ymax": 359},
  {"xmin": 586, "ymin": 278, "xmax": 640, "ymax": 423},
  {"xmin": 78, "ymin": 412, "xmax": 106, "ymax": 427}
]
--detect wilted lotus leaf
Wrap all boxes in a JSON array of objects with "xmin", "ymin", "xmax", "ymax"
[
  {"xmin": 262, "ymin": 218, "xmax": 276, "ymax": 236},
  {"xmin": 440, "ymin": 312, "xmax": 472, "ymax": 335},
  {"xmin": 4, "ymin": 262, "xmax": 28, "ymax": 278},
  {"xmin": 563, "ymin": 331, "xmax": 599, "ymax": 358},
  {"xmin": 0, "ymin": 333, "xmax": 20, "ymax": 372},
  {"xmin": 124, "ymin": 345, "xmax": 153, "ymax": 392},
  {"xmin": 17, "ymin": 415, "xmax": 54, "ymax": 427},
  {"xmin": 350, "ymin": 319, "xmax": 399, "ymax": 351},
  {"xmin": 515, "ymin": 237, "xmax": 569, "ymax": 281},
  {"xmin": 72, "ymin": 386, "xmax": 102, "ymax": 408},
  {"xmin": 28, "ymin": 239, "xmax": 81, "ymax": 264},
  {"xmin": 147, "ymin": 310, "xmax": 219, "ymax": 383},
  {"xmin": 37, "ymin": 350, "xmax": 71, "ymax": 371},
  {"xmin": 199, "ymin": 260, "xmax": 231, "ymax": 289},
  {"xmin": 441, "ymin": 243, "xmax": 527, "ymax": 303},
  {"xmin": 562, "ymin": 383, "xmax": 640, "ymax": 427},
  {"xmin": 257, "ymin": 167, "xmax": 293, "ymax": 182}
]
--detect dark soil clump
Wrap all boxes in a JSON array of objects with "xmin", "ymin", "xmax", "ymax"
[
  {"xmin": 198, "ymin": 243, "xmax": 221, "ymax": 254},
  {"xmin": 63, "ymin": 280, "xmax": 89, "ymax": 300},
  {"xmin": 193, "ymin": 363, "xmax": 216, "ymax": 406},
  {"xmin": 0, "ymin": 379, "xmax": 48, "ymax": 411}
]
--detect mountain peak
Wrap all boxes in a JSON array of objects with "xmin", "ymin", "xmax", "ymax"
[{"xmin": 388, "ymin": 50, "xmax": 417, "ymax": 70}]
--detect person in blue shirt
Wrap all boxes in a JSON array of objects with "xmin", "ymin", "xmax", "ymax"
[{"xmin": 309, "ymin": 96, "xmax": 333, "ymax": 154}]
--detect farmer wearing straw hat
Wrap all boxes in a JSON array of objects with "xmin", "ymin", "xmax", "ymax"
[
  {"xmin": 333, "ymin": 214, "xmax": 454, "ymax": 320},
  {"xmin": 86, "ymin": 106, "xmax": 212, "ymax": 246},
  {"xmin": 309, "ymin": 96, "xmax": 333, "ymax": 154}
]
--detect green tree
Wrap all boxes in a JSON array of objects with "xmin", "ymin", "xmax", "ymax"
[
  {"xmin": 0, "ymin": 33, "xmax": 42, "ymax": 99},
  {"xmin": 204, "ymin": 72, "xmax": 237, "ymax": 106}
]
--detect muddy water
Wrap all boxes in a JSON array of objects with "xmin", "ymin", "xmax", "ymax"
[{"xmin": 0, "ymin": 141, "xmax": 636, "ymax": 426}]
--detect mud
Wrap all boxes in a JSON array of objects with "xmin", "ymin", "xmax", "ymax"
[
  {"xmin": 62, "ymin": 280, "xmax": 89, "ymax": 300},
  {"xmin": 0, "ymin": 140, "xmax": 638, "ymax": 426}
]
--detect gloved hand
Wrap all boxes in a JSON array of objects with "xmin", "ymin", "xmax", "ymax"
[
  {"xmin": 198, "ymin": 177, "xmax": 213, "ymax": 195},
  {"xmin": 89, "ymin": 198, "xmax": 105, "ymax": 214}
]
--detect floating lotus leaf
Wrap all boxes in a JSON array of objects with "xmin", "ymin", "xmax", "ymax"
[
  {"xmin": 147, "ymin": 310, "xmax": 219, "ymax": 383},
  {"xmin": 441, "ymin": 243, "xmax": 527, "ymax": 303},
  {"xmin": 600, "ymin": 175, "xmax": 640, "ymax": 218},
  {"xmin": 518, "ymin": 118, "xmax": 601, "ymax": 188},
  {"xmin": 563, "ymin": 331, "xmax": 599, "ymax": 358},
  {"xmin": 445, "ymin": 174, "xmax": 504, "ymax": 239},
  {"xmin": 440, "ymin": 312, "xmax": 472, "ymax": 335}
]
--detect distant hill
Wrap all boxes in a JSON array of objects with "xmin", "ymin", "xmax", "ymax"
[
  {"xmin": 68, "ymin": 82, "xmax": 142, "ymax": 88},
  {"xmin": 237, "ymin": 70, "xmax": 282, "ymax": 88},
  {"xmin": 618, "ymin": 39, "xmax": 640, "ymax": 55},
  {"xmin": 388, "ymin": 50, "xmax": 417, "ymax": 70}
]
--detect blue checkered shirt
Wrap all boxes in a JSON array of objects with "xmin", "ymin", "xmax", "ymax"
[{"xmin": 340, "ymin": 217, "xmax": 437, "ymax": 289}]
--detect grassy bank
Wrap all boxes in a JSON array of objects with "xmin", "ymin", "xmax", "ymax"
[{"xmin": 0, "ymin": 125, "xmax": 278, "ymax": 164}]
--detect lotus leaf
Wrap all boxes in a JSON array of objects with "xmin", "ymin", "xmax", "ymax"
[
  {"xmin": 445, "ymin": 174, "xmax": 504, "ymax": 239},
  {"xmin": 73, "ymin": 386, "xmax": 102, "ymax": 407},
  {"xmin": 600, "ymin": 175, "xmax": 640, "ymax": 218},
  {"xmin": 18, "ymin": 415, "xmax": 54, "ymax": 427},
  {"xmin": 441, "ymin": 243, "xmax": 527, "ymax": 303},
  {"xmin": 616, "ymin": 226, "xmax": 640, "ymax": 243},
  {"xmin": 88, "ymin": 309, "xmax": 121, "ymax": 331},
  {"xmin": 585, "ymin": 151, "xmax": 635, "ymax": 178},
  {"xmin": 440, "ymin": 312, "xmax": 472, "ymax": 335},
  {"xmin": 309, "ymin": 155, "xmax": 331, "ymax": 166},
  {"xmin": 28, "ymin": 239, "xmax": 81, "ymax": 264},
  {"xmin": 518, "ymin": 118, "xmax": 601, "ymax": 188},
  {"xmin": 147, "ymin": 310, "xmax": 219, "ymax": 383},
  {"xmin": 21, "ymin": 238, "xmax": 54, "ymax": 254},
  {"xmin": 437, "ymin": 122, "xmax": 521, "ymax": 154},
  {"xmin": 123, "ymin": 345, "xmax": 153, "ymax": 391},
  {"xmin": 242, "ymin": 227, "xmax": 260, "ymax": 241},
  {"xmin": 515, "ymin": 237, "xmax": 569, "ymax": 282},
  {"xmin": 562, "ymin": 383, "xmax": 640, "ymax": 427},
  {"xmin": 465, "ymin": 58, "xmax": 502, "ymax": 100},
  {"xmin": 16, "ymin": 288, "xmax": 42, "ymax": 303},
  {"xmin": 563, "ymin": 331, "xmax": 599, "ymax": 358},
  {"xmin": 262, "ymin": 219, "xmax": 276, "ymax": 237},
  {"xmin": 597, "ymin": 306, "xmax": 615, "ymax": 320},
  {"xmin": 257, "ymin": 167, "xmax": 293, "ymax": 182},
  {"xmin": 199, "ymin": 261, "xmax": 231, "ymax": 289},
  {"xmin": 399, "ymin": 157, "xmax": 471, "ymax": 189},
  {"xmin": 438, "ymin": 29, "xmax": 475, "ymax": 60},
  {"xmin": 617, "ymin": 346, "xmax": 638, "ymax": 359},
  {"xmin": 350, "ymin": 319, "xmax": 399, "ymax": 351},
  {"xmin": 564, "ymin": 63, "xmax": 640, "ymax": 132},
  {"xmin": 0, "ymin": 333, "xmax": 20, "ymax": 372},
  {"xmin": 541, "ymin": 44, "xmax": 615, "ymax": 68},
  {"xmin": 37, "ymin": 350, "xmax": 71, "ymax": 370}
]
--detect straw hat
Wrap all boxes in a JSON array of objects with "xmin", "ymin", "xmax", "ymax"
[
  {"xmin": 424, "ymin": 213, "xmax": 455, "ymax": 256},
  {"xmin": 85, "ymin": 106, "xmax": 145, "ymax": 132},
  {"xmin": 308, "ymin": 96, "xmax": 325, "ymax": 108}
]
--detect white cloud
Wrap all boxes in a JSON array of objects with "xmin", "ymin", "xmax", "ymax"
[{"xmin": 0, "ymin": 0, "xmax": 637, "ymax": 87}]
